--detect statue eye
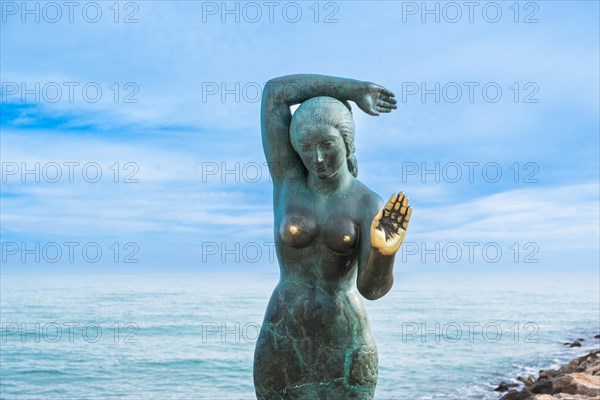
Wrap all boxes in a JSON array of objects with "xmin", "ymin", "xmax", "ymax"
[{"xmin": 322, "ymin": 141, "xmax": 333, "ymax": 149}]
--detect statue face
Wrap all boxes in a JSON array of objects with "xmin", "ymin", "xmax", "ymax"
[{"xmin": 291, "ymin": 124, "xmax": 347, "ymax": 179}]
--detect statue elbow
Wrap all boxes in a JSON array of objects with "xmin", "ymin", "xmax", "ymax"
[{"xmin": 358, "ymin": 279, "xmax": 393, "ymax": 301}]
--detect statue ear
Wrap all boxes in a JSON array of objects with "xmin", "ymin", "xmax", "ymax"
[{"xmin": 342, "ymin": 100, "xmax": 352, "ymax": 113}]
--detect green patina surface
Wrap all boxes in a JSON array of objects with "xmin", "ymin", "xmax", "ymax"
[{"xmin": 254, "ymin": 75, "xmax": 403, "ymax": 400}]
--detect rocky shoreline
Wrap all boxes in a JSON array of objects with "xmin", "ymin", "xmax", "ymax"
[{"xmin": 495, "ymin": 335, "xmax": 600, "ymax": 400}]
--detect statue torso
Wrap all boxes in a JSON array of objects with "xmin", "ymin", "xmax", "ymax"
[{"xmin": 273, "ymin": 177, "xmax": 365, "ymax": 290}]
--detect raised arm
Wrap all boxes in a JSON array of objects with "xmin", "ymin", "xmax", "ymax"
[
  {"xmin": 357, "ymin": 192, "xmax": 412, "ymax": 300},
  {"xmin": 261, "ymin": 74, "xmax": 397, "ymax": 182}
]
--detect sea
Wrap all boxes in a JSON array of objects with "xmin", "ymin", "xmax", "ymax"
[{"xmin": 1, "ymin": 272, "xmax": 598, "ymax": 400}]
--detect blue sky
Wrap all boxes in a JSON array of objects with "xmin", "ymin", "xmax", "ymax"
[{"xmin": 1, "ymin": 1, "xmax": 598, "ymax": 275}]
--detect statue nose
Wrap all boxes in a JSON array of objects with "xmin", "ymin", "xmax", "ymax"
[{"xmin": 316, "ymin": 148, "xmax": 324, "ymax": 163}]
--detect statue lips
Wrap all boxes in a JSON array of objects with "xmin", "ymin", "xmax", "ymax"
[
  {"xmin": 316, "ymin": 164, "xmax": 331, "ymax": 178},
  {"xmin": 314, "ymin": 158, "xmax": 340, "ymax": 179}
]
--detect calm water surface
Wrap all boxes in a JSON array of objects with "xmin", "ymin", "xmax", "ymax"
[{"xmin": 1, "ymin": 272, "xmax": 598, "ymax": 399}]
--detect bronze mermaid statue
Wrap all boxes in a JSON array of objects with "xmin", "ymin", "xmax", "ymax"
[{"xmin": 253, "ymin": 74, "xmax": 412, "ymax": 400}]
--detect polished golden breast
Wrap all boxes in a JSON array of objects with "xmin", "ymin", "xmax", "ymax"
[{"xmin": 279, "ymin": 212, "xmax": 358, "ymax": 254}]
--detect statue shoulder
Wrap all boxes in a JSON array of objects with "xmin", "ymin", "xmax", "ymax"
[{"xmin": 350, "ymin": 179, "xmax": 384, "ymax": 217}]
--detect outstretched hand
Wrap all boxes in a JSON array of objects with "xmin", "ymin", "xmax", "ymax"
[
  {"xmin": 370, "ymin": 192, "xmax": 412, "ymax": 256},
  {"xmin": 355, "ymin": 82, "xmax": 398, "ymax": 116}
]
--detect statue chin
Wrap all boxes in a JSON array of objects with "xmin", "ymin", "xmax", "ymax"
[{"xmin": 316, "ymin": 169, "xmax": 335, "ymax": 180}]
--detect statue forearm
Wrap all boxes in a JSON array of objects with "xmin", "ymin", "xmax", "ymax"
[
  {"xmin": 265, "ymin": 74, "xmax": 363, "ymax": 106},
  {"xmin": 357, "ymin": 248, "xmax": 395, "ymax": 301},
  {"xmin": 358, "ymin": 192, "xmax": 411, "ymax": 300}
]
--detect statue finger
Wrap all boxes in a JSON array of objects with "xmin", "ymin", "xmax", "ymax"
[
  {"xmin": 385, "ymin": 194, "xmax": 398, "ymax": 210},
  {"xmin": 378, "ymin": 99, "xmax": 397, "ymax": 109},
  {"xmin": 381, "ymin": 88, "xmax": 395, "ymax": 98},
  {"xmin": 377, "ymin": 104, "xmax": 396, "ymax": 112},
  {"xmin": 376, "ymin": 105, "xmax": 392, "ymax": 113},
  {"xmin": 377, "ymin": 97, "xmax": 396, "ymax": 105},
  {"xmin": 402, "ymin": 196, "xmax": 409, "ymax": 208},
  {"xmin": 374, "ymin": 209, "xmax": 383, "ymax": 222},
  {"xmin": 401, "ymin": 206, "xmax": 412, "ymax": 230},
  {"xmin": 376, "ymin": 101, "xmax": 393, "ymax": 110},
  {"xmin": 395, "ymin": 192, "xmax": 404, "ymax": 207},
  {"xmin": 371, "ymin": 210, "xmax": 383, "ymax": 229}
]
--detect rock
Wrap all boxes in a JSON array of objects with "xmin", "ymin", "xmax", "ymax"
[
  {"xmin": 520, "ymin": 375, "xmax": 538, "ymax": 386},
  {"xmin": 496, "ymin": 351, "xmax": 600, "ymax": 400},
  {"xmin": 500, "ymin": 389, "xmax": 532, "ymax": 400},
  {"xmin": 541, "ymin": 369, "xmax": 561, "ymax": 380},
  {"xmin": 496, "ymin": 381, "xmax": 520, "ymax": 392},
  {"xmin": 530, "ymin": 379, "xmax": 554, "ymax": 394},
  {"xmin": 552, "ymin": 373, "xmax": 600, "ymax": 397},
  {"xmin": 595, "ymin": 335, "xmax": 600, "ymax": 339},
  {"xmin": 552, "ymin": 394, "xmax": 600, "ymax": 399},
  {"xmin": 570, "ymin": 340, "xmax": 583, "ymax": 348}
]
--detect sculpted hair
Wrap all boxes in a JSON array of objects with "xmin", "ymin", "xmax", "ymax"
[{"xmin": 290, "ymin": 96, "xmax": 358, "ymax": 177}]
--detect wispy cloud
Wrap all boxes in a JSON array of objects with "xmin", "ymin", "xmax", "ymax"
[{"xmin": 1, "ymin": 1, "xmax": 597, "ymax": 272}]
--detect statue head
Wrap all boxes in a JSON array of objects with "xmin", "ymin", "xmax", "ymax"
[{"xmin": 289, "ymin": 96, "xmax": 357, "ymax": 179}]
